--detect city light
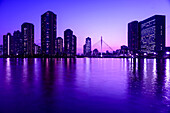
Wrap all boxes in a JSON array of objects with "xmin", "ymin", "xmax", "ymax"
[{"xmin": 166, "ymin": 52, "xmax": 170, "ymax": 55}]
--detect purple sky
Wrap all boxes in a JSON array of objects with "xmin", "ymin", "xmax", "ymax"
[{"xmin": 0, "ymin": 0, "xmax": 170, "ymax": 53}]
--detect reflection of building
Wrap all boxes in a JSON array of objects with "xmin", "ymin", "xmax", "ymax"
[
  {"xmin": 41, "ymin": 11, "xmax": 57, "ymax": 56},
  {"xmin": 56, "ymin": 37, "xmax": 63, "ymax": 55},
  {"xmin": 64, "ymin": 29, "xmax": 77, "ymax": 56},
  {"xmin": 21, "ymin": 23, "xmax": 34, "ymax": 56},
  {"xmin": 0, "ymin": 45, "xmax": 3, "ymax": 56},
  {"xmin": 83, "ymin": 37, "xmax": 91, "ymax": 56},
  {"xmin": 140, "ymin": 15, "xmax": 165, "ymax": 54},
  {"xmin": 128, "ymin": 21, "xmax": 140, "ymax": 54},
  {"xmin": 3, "ymin": 33, "xmax": 12, "ymax": 56}
]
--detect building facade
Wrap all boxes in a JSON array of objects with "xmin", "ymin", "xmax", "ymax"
[
  {"xmin": 21, "ymin": 23, "xmax": 34, "ymax": 56},
  {"xmin": 140, "ymin": 15, "xmax": 165, "ymax": 54},
  {"xmin": 41, "ymin": 11, "xmax": 57, "ymax": 56}
]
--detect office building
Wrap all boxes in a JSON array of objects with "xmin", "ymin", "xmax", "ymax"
[
  {"xmin": 140, "ymin": 15, "xmax": 165, "ymax": 54},
  {"xmin": 21, "ymin": 23, "xmax": 34, "ymax": 56},
  {"xmin": 41, "ymin": 11, "xmax": 57, "ymax": 56}
]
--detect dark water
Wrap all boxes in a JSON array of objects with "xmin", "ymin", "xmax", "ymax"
[{"xmin": 0, "ymin": 58, "xmax": 170, "ymax": 113}]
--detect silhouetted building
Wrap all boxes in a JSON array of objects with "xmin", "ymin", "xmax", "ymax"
[
  {"xmin": 83, "ymin": 37, "xmax": 91, "ymax": 56},
  {"xmin": 3, "ymin": 33, "xmax": 12, "ymax": 56},
  {"xmin": 10, "ymin": 33, "xmax": 16, "ymax": 56},
  {"xmin": 116, "ymin": 49, "xmax": 121, "ymax": 55},
  {"xmin": 41, "ymin": 11, "xmax": 57, "ymax": 56},
  {"xmin": 21, "ymin": 23, "xmax": 34, "ymax": 56},
  {"xmin": 34, "ymin": 44, "xmax": 41, "ymax": 55},
  {"xmin": 0, "ymin": 45, "xmax": 3, "ymax": 56},
  {"xmin": 93, "ymin": 49, "xmax": 99, "ymax": 56},
  {"xmin": 72, "ymin": 35, "xmax": 77, "ymax": 56},
  {"xmin": 140, "ymin": 15, "xmax": 165, "ymax": 54},
  {"xmin": 83, "ymin": 44, "xmax": 86, "ymax": 55},
  {"xmin": 165, "ymin": 47, "xmax": 170, "ymax": 52},
  {"xmin": 56, "ymin": 37, "xmax": 63, "ymax": 55},
  {"xmin": 64, "ymin": 29, "xmax": 77, "ymax": 56},
  {"xmin": 13, "ymin": 30, "xmax": 23, "ymax": 55},
  {"xmin": 121, "ymin": 45, "xmax": 128, "ymax": 55},
  {"xmin": 128, "ymin": 21, "xmax": 140, "ymax": 54}
]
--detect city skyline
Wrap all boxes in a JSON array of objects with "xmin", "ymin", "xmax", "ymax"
[{"xmin": 1, "ymin": 0, "xmax": 170, "ymax": 53}]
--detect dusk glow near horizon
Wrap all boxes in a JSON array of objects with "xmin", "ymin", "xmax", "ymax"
[{"xmin": 0, "ymin": 0, "xmax": 170, "ymax": 53}]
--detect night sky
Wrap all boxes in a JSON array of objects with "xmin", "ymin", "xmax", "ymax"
[{"xmin": 0, "ymin": 0, "xmax": 170, "ymax": 53}]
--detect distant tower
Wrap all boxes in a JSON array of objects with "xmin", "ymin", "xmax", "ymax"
[
  {"xmin": 41, "ymin": 11, "xmax": 57, "ymax": 56},
  {"xmin": 84, "ymin": 37, "xmax": 91, "ymax": 56},
  {"xmin": 21, "ymin": 22, "xmax": 34, "ymax": 56}
]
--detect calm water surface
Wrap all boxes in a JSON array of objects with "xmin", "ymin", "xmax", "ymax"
[{"xmin": 0, "ymin": 58, "xmax": 170, "ymax": 113}]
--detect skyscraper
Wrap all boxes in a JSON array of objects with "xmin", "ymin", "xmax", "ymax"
[
  {"xmin": 56, "ymin": 37, "xmax": 63, "ymax": 55},
  {"xmin": 21, "ymin": 23, "xmax": 34, "ymax": 56},
  {"xmin": 41, "ymin": 11, "xmax": 57, "ymax": 56},
  {"xmin": 3, "ymin": 33, "xmax": 12, "ymax": 56},
  {"xmin": 13, "ymin": 30, "xmax": 23, "ymax": 55},
  {"xmin": 64, "ymin": 29, "xmax": 77, "ymax": 56},
  {"xmin": 140, "ymin": 15, "xmax": 165, "ymax": 54},
  {"xmin": 83, "ymin": 37, "xmax": 91, "ymax": 56},
  {"xmin": 128, "ymin": 21, "xmax": 140, "ymax": 54}
]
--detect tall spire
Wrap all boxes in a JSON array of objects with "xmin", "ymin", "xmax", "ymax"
[{"xmin": 101, "ymin": 36, "xmax": 103, "ymax": 58}]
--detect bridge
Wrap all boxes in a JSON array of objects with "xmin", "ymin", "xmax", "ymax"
[{"xmin": 93, "ymin": 36, "xmax": 114, "ymax": 57}]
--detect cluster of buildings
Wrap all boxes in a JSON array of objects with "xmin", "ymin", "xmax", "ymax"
[
  {"xmin": 1, "ymin": 13, "xmax": 169, "ymax": 58},
  {"xmin": 128, "ymin": 15, "xmax": 166, "ymax": 57},
  {"xmin": 2, "ymin": 11, "xmax": 77, "ymax": 57},
  {"xmin": 82, "ymin": 15, "xmax": 168, "ymax": 58}
]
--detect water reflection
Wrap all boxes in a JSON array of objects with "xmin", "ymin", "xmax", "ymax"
[
  {"xmin": 1, "ymin": 58, "xmax": 170, "ymax": 113},
  {"xmin": 127, "ymin": 58, "xmax": 170, "ymax": 112}
]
